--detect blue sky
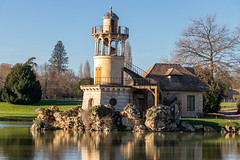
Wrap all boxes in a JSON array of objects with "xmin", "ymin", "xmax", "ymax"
[{"xmin": 0, "ymin": 0, "xmax": 240, "ymax": 74}]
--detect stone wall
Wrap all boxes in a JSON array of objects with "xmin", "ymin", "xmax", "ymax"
[{"xmin": 81, "ymin": 85, "xmax": 133, "ymax": 111}]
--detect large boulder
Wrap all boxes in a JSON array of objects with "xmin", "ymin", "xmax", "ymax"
[
  {"xmin": 204, "ymin": 126, "xmax": 216, "ymax": 132},
  {"xmin": 121, "ymin": 104, "xmax": 143, "ymax": 130},
  {"xmin": 145, "ymin": 105, "xmax": 178, "ymax": 132},
  {"xmin": 181, "ymin": 121, "xmax": 195, "ymax": 132},
  {"xmin": 31, "ymin": 106, "xmax": 82, "ymax": 132},
  {"xmin": 121, "ymin": 104, "xmax": 141, "ymax": 120},
  {"xmin": 31, "ymin": 108, "xmax": 56, "ymax": 132},
  {"xmin": 88, "ymin": 105, "xmax": 116, "ymax": 131}
]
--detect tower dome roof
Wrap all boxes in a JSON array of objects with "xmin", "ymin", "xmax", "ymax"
[{"xmin": 103, "ymin": 7, "xmax": 119, "ymax": 20}]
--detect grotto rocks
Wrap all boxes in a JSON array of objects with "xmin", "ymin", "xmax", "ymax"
[
  {"xmin": 31, "ymin": 105, "xmax": 82, "ymax": 132},
  {"xmin": 121, "ymin": 104, "xmax": 143, "ymax": 131},
  {"xmin": 31, "ymin": 103, "xmax": 221, "ymax": 133},
  {"xmin": 88, "ymin": 105, "xmax": 116, "ymax": 131},
  {"xmin": 145, "ymin": 105, "xmax": 178, "ymax": 132},
  {"xmin": 221, "ymin": 125, "xmax": 238, "ymax": 134},
  {"xmin": 181, "ymin": 121, "xmax": 195, "ymax": 132}
]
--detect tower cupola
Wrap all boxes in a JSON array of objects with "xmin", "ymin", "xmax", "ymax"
[{"xmin": 92, "ymin": 6, "xmax": 129, "ymax": 56}]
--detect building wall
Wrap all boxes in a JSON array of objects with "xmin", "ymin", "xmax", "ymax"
[
  {"xmin": 93, "ymin": 56, "xmax": 124, "ymax": 84},
  {"xmin": 146, "ymin": 91, "xmax": 203, "ymax": 117},
  {"xmin": 165, "ymin": 91, "xmax": 203, "ymax": 117},
  {"xmin": 81, "ymin": 85, "xmax": 133, "ymax": 111}
]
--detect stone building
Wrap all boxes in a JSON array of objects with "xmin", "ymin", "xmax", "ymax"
[{"xmin": 81, "ymin": 7, "xmax": 208, "ymax": 117}]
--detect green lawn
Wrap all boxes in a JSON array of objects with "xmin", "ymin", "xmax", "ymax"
[
  {"xmin": 0, "ymin": 100, "xmax": 82, "ymax": 121},
  {"xmin": 220, "ymin": 102, "xmax": 237, "ymax": 111},
  {"xmin": 181, "ymin": 118, "xmax": 240, "ymax": 131},
  {"xmin": 220, "ymin": 102, "xmax": 236, "ymax": 107}
]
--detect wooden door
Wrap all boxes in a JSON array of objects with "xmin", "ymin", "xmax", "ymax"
[{"xmin": 95, "ymin": 67, "xmax": 102, "ymax": 84}]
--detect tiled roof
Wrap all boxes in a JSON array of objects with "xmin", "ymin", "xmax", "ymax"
[
  {"xmin": 144, "ymin": 63, "xmax": 208, "ymax": 92},
  {"xmin": 165, "ymin": 68, "xmax": 183, "ymax": 76}
]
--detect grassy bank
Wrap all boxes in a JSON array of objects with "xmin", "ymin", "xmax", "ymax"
[
  {"xmin": 181, "ymin": 118, "xmax": 240, "ymax": 131},
  {"xmin": 220, "ymin": 102, "xmax": 237, "ymax": 111},
  {"xmin": 0, "ymin": 100, "xmax": 82, "ymax": 121}
]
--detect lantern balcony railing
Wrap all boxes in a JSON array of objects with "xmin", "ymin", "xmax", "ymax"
[
  {"xmin": 87, "ymin": 77, "xmax": 159, "ymax": 86},
  {"xmin": 92, "ymin": 25, "xmax": 129, "ymax": 35}
]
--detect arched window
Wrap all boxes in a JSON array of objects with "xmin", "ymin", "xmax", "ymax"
[{"xmin": 88, "ymin": 98, "xmax": 94, "ymax": 109}]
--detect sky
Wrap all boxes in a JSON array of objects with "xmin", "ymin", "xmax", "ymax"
[{"xmin": 0, "ymin": 0, "xmax": 240, "ymax": 75}]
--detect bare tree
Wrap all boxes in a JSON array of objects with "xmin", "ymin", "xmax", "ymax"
[
  {"xmin": 83, "ymin": 60, "xmax": 91, "ymax": 78},
  {"xmin": 35, "ymin": 62, "xmax": 50, "ymax": 99},
  {"xmin": 0, "ymin": 63, "xmax": 11, "ymax": 89},
  {"xmin": 159, "ymin": 52, "xmax": 183, "ymax": 64},
  {"xmin": 124, "ymin": 41, "xmax": 133, "ymax": 81},
  {"xmin": 175, "ymin": 15, "xmax": 240, "ymax": 81},
  {"xmin": 78, "ymin": 63, "xmax": 83, "ymax": 79},
  {"xmin": 125, "ymin": 41, "xmax": 132, "ymax": 65},
  {"xmin": 175, "ymin": 15, "xmax": 240, "ymax": 112}
]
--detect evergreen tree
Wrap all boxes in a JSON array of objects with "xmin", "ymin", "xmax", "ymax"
[
  {"xmin": 77, "ymin": 77, "xmax": 93, "ymax": 98},
  {"xmin": 1, "ymin": 58, "xmax": 42, "ymax": 104},
  {"xmin": 49, "ymin": 41, "xmax": 69, "ymax": 72}
]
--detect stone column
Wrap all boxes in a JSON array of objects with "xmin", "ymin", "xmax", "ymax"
[
  {"xmin": 108, "ymin": 38, "xmax": 111, "ymax": 55},
  {"xmin": 101, "ymin": 39, "xmax": 105, "ymax": 55},
  {"xmin": 95, "ymin": 39, "xmax": 98, "ymax": 56},
  {"xmin": 121, "ymin": 40, "xmax": 125, "ymax": 56},
  {"xmin": 96, "ymin": 39, "xmax": 99, "ymax": 55},
  {"xmin": 115, "ymin": 40, "xmax": 118, "ymax": 56}
]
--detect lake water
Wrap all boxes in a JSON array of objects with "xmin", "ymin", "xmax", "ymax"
[{"xmin": 0, "ymin": 122, "xmax": 240, "ymax": 160}]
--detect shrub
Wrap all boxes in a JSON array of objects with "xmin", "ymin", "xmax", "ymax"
[
  {"xmin": 237, "ymin": 98, "xmax": 240, "ymax": 113},
  {"xmin": 203, "ymin": 83, "xmax": 224, "ymax": 113},
  {"xmin": 1, "ymin": 63, "xmax": 42, "ymax": 104},
  {"xmin": 76, "ymin": 77, "xmax": 93, "ymax": 98}
]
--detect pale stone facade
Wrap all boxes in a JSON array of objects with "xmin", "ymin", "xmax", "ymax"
[
  {"xmin": 81, "ymin": 85, "xmax": 133, "ymax": 111},
  {"xmin": 164, "ymin": 91, "xmax": 203, "ymax": 117},
  {"xmin": 146, "ymin": 91, "xmax": 203, "ymax": 117}
]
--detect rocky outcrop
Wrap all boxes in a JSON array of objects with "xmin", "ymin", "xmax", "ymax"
[
  {"xmin": 88, "ymin": 105, "xmax": 116, "ymax": 131},
  {"xmin": 221, "ymin": 125, "xmax": 237, "ymax": 134},
  {"xmin": 31, "ymin": 104, "xmax": 221, "ymax": 133},
  {"xmin": 204, "ymin": 126, "xmax": 216, "ymax": 132},
  {"xmin": 180, "ymin": 122, "xmax": 215, "ymax": 132},
  {"xmin": 145, "ymin": 105, "xmax": 178, "ymax": 132},
  {"xmin": 31, "ymin": 105, "xmax": 81, "ymax": 132},
  {"xmin": 181, "ymin": 121, "xmax": 195, "ymax": 132},
  {"xmin": 121, "ymin": 104, "xmax": 144, "ymax": 131},
  {"xmin": 193, "ymin": 125, "xmax": 204, "ymax": 132}
]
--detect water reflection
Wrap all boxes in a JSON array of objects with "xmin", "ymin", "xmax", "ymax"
[
  {"xmin": 0, "ymin": 127, "xmax": 35, "ymax": 160},
  {"xmin": 30, "ymin": 130, "xmax": 240, "ymax": 160},
  {"xmin": 1, "ymin": 122, "xmax": 240, "ymax": 160}
]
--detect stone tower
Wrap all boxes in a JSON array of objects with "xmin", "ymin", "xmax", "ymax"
[
  {"xmin": 81, "ymin": 7, "xmax": 133, "ymax": 110},
  {"xmin": 92, "ymin": 6, "xmax": 129, "ymax": 85}
]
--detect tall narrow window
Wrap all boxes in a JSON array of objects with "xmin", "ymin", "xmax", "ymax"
[{"xmin": 187, "ymin": 95, "xmax": 195, "ymax": 111}]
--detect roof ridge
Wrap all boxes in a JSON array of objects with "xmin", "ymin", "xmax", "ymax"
[{"xmin": 142, "ymin": 63, "xmax": 156, "ymax": 78}]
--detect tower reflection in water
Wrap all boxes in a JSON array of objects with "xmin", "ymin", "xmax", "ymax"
[{"xmin": 31, "ymin": 130, "xmax": 240, "ymax": 160}]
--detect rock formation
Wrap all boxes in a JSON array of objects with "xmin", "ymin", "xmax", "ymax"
[
  {"xmin": 31, "ymin": 103, "xmax": 221, "ymax": 133},
  {"xmin": 145, "ymin": 105, "xmax": 178, "ymax": 132}
]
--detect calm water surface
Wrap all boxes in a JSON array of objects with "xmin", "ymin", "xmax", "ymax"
[{"xmin": 0, "ymin": 121, "xmax": 240, "ymax": 160}]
